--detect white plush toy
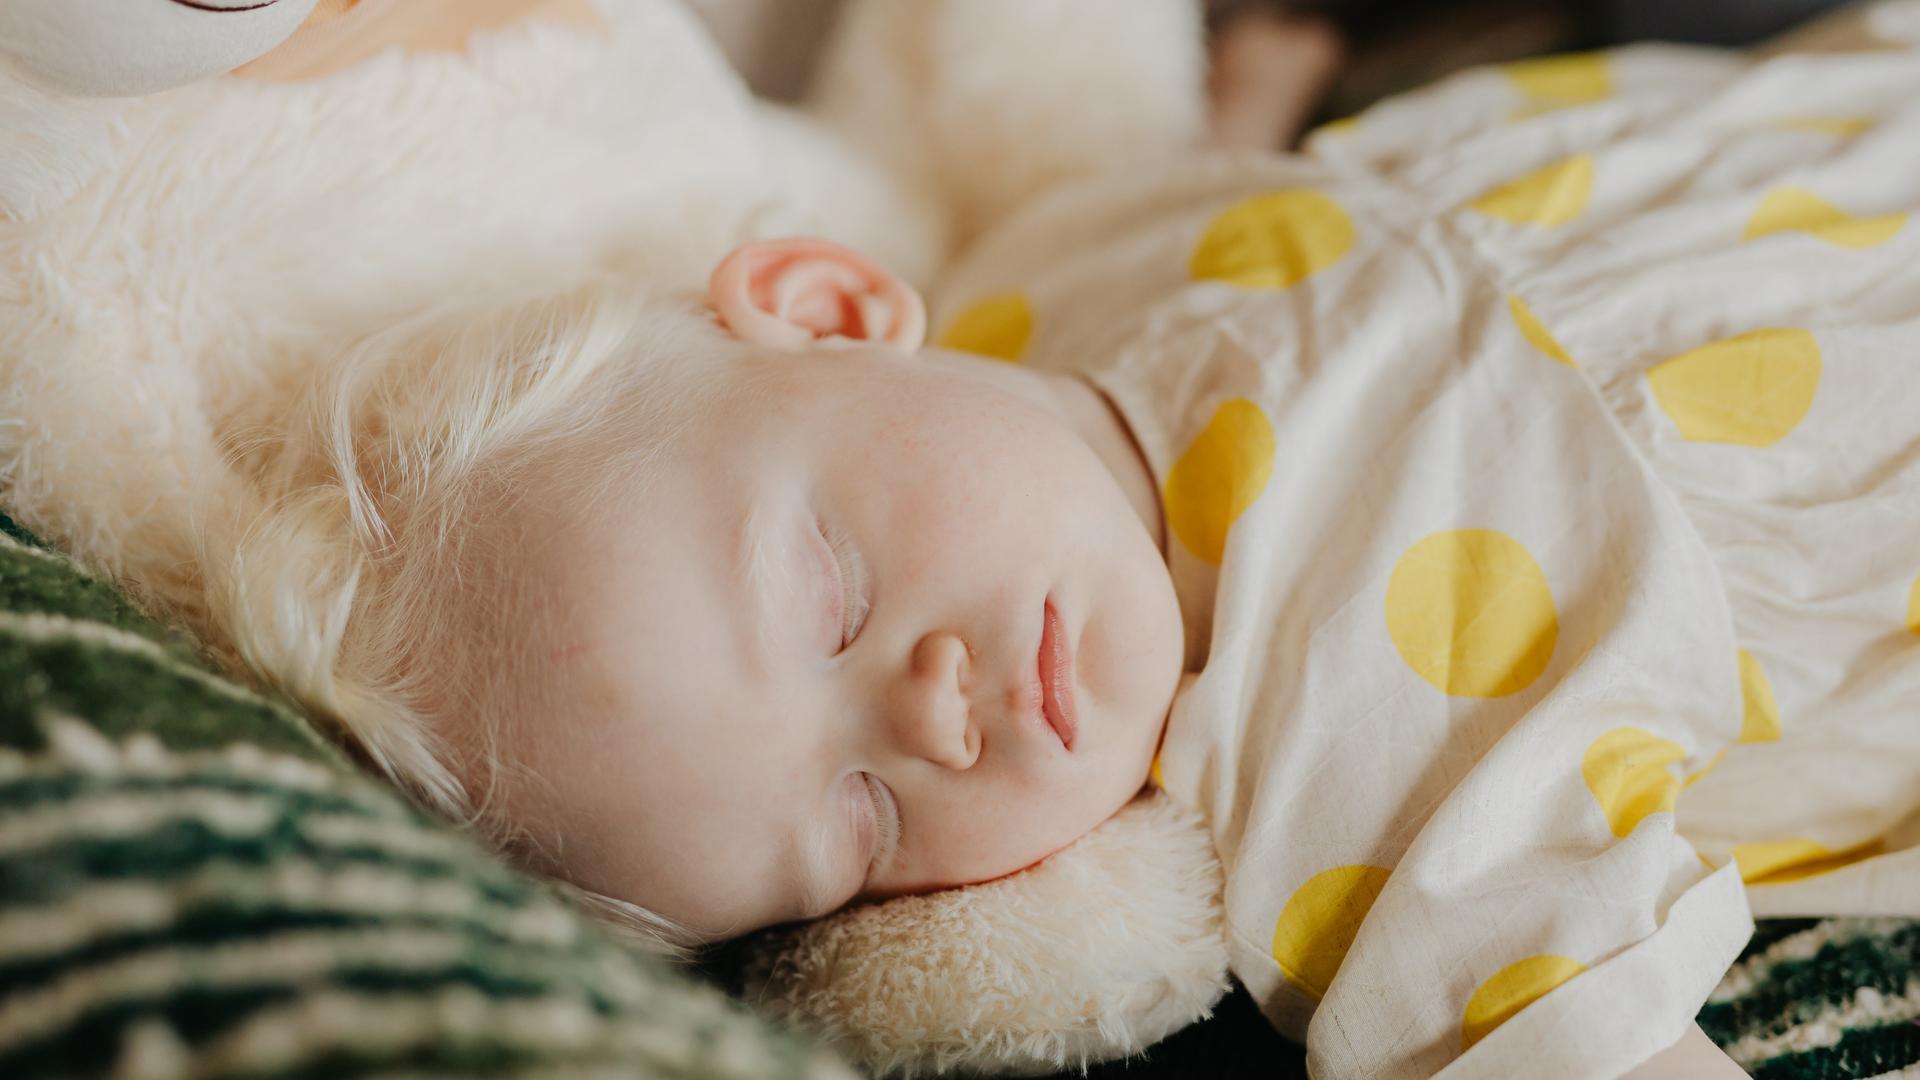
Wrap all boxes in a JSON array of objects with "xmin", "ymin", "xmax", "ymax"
[
  {"xmin": 0, "ymin": 2, "xmax": 1230, "ymax": 1076},
  {"xmin": 0, "ymin": 0, "xmax": 325, "ymax": 220},
  {"xmin": 0, "ymin": 0, "xmax": 323, "ymax": 95}
]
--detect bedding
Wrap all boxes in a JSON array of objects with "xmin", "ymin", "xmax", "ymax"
[
  {"xmin": 1048, "ymin": 919, "xmax": 1920, "ymax": 1079},
  {"xmin": 3, "ymin": 0, "xmax": 1917, "ymax": 1073},
  {"xmin": 0, "ymin": 509, "xmax": 854, "ymax": 1079}
]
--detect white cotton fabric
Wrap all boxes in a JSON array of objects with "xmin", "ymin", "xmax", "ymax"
[{"xmin": 934, "ymin": 42, "xmax": 1920, "ymax": 1080}]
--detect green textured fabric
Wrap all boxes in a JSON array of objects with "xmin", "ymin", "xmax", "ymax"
[
  {"xmin": 0, "ymin": 510, "xmax": 855, "ymax": 1080},
  {"xmin": 1702, "ymin": 918, "xmax": 1920, "ymax": 1079}
]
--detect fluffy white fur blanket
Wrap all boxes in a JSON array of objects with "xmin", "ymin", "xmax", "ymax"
[{"xmin": 0, "ymin": 0, "xmax": 880, "ymax": 634}]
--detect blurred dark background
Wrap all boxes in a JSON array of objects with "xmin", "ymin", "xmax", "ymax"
[
  {"xmin": 1281, "ymin": 0, "xmax": 1857, "ymax": 119},
  {"xmin": 686, "ymin": 0, "xmax": 1861, "ymax": 120}
]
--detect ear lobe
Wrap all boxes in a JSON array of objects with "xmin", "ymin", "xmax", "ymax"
[{"xmin": 709, "ymin": 237, "xmax": 926, "ymax": 353}]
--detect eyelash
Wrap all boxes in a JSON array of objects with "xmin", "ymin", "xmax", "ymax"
[
  {"xmin": 818, "ymin": 522, "xmax": 891, "ymax": 880},
  {"xmin": 821, "ymin": 519, "xmax": 870, "ymax": 652},
  {"xmin": 861, "ymin": 772, "xmax": 900, "ymax": 882}
]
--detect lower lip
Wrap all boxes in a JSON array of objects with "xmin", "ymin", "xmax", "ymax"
[{"xmin": 1038, "ymin": 600, "xmax": 1078, "ymax": 751}]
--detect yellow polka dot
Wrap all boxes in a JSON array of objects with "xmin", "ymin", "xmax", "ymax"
[
  {"xmin": 1149, "ymin": 755, "xmax": 1166, "ymax": 789},
  {"xmin": 1509, "ymin": 294, "xmax": 1577, "ymax": 367},
  {"xmin": 1775, "ymin": 116, "xmax": 1876, "ymax": 137},
  {"xmin": 1647, "ymin": 328, "xmax": 1821, "ymax": 448},
  {"xmin": 1737, "ymin": 649, "xmax": 1782, "ymax": 743},
  {"xmin": 1745, "ymin": 187, "xmax": 1907, "ymax": 249},
  {"xmin": 1467, "ymin": 155, "xmax": 1594, "ymax": 228},
  {"xmin": 1733, "ymin": 838, "xmax": 1887, "ymax": 884},
  {"xmin": 1582, "ymin": 727, "xmax": 1686, "ymax": 838},
  {"xmin": 1163, "ymin": 398, "xmax": 1276, "ymax": 565},
  {"xmin": 1385, "ymin": 530, "xmax": 1558, "ymax": 698},
  {"xmin": 1189, "ymin": 190, "xmax": 1355, "ymax": 290},
  {"xmin": 1502, "ymin": 52, "xmax": 1611, "ymax": 108},
  {"xmin": 1309, "ymin": 115, "xmax": 1359, "ymax": 139},
  {"xmin": 1271, "ymin": 865, "xmax": 1392, "ymax": 1001},
  {"xmin": 1461, "ymin": 954, "xmax": 1587, "ymax": 1051},
  {"xmin": 936, "ymin": 293, "xmax": 1033, "ymax": 362},
  {"xmin": 1906, "ymin": 574, "xmax": 1919, "ymax": 636}
]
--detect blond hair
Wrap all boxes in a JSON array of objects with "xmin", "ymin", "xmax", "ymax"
[{"xmin": 205, "ymin": 276, "xmax": 732, "ymax": 961}]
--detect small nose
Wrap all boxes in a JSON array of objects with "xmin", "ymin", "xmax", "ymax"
[{"xmin": 889, "ymin": 630, "xmax": 980, "ymax": 770}]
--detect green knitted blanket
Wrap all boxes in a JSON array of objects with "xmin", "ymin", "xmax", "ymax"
[
  {"xmin": 1703, "ymin": 918, "xmax": 1920, "ymax": 1079},
  {"xmin": 1, "ymin": 507, "xmax": 1914, "ymax": 1079}
]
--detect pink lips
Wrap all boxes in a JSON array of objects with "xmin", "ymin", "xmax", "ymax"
[{"xmin": 1038, "ymin": 600, "xmax": 1078, "ymax": 751}]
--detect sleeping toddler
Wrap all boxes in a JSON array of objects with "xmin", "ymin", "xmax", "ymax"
[{"xmin": 15, "ymin": 1, "xmax": 1918, "ymax": 1077}]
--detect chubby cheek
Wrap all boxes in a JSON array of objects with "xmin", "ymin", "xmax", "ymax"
[
  {"xmin": 1082, "ymin": 551, "xmax": 1184, "ymax": 721},
  {"xmin": 887, "ymin": 776, "xmax": 1131, "ymax": 895}
]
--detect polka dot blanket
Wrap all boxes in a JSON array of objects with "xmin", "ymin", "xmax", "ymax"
[
  {"xmin": 1057, "ymin": 918, "xmax": 1920, "ymax": 1078},
  {"xmin": 931, "ymin": 42, "xmax": 1920, "ymax": 1079},
  {"xmin": 1705, "ymin": 918, "xmax": 1920, "ymax": 1078}
]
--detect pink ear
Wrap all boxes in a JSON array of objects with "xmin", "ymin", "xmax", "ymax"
[{"xmin": 709, "ymin": 237, "xmax": 927, "ymax": 353}]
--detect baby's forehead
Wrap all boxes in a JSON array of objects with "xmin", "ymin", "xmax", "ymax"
[{"xmin": 462, "ymin": 341, "xmax": 894, "ymax": 664}]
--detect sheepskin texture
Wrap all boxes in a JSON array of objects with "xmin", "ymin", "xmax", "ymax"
[
  {"xmin": 740, "ymin": 791, "xmax": 1231, "ymax": 1078},
  {"xmin": 0, "ymin": 78, "xmax": 128, "ymax": 223},
  {"xmin": 0, "ymin": 0, "xmax": 1217, "ymax": 1074},
  {"xmin": 0, "ymin": 0, "xmax": 775, "ymax": 650}
]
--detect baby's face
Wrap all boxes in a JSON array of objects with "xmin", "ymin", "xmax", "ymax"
[{"xmin": 495, "ymin": 340, "xmax": 1184, "ymax": 939}]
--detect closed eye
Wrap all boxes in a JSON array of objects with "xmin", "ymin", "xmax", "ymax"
[
  {"xmin": 820, "ymin": 519, "xmax": 870, "ymax": 652},
  {"xmin": 862, "ymin": 772, "xmax": 900, "ymax": 885}
]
